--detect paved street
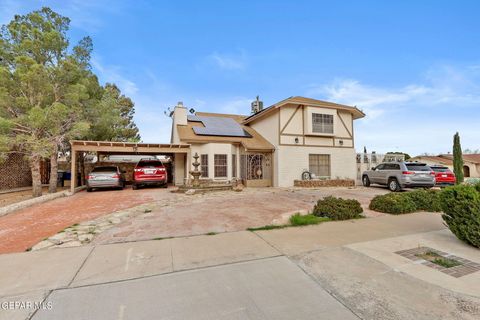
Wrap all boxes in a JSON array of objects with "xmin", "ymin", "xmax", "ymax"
[{"xmin": 2, "ymin": 212, "xmax": 478, "ymax": 320}]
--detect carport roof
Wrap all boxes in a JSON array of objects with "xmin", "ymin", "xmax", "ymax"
[{"xmin": 70, "ymin": 140, "xmax": 190, "ymax": 154}]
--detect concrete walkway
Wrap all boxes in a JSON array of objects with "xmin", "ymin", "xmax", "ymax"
[{"xmin": 1, "ymin": 212, "xmax": 478, "ymax": 320}]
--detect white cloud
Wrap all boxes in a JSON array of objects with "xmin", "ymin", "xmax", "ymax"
[
  {"xmin": 307, "ymin": 65, "xmax": 480, "ymax": 155},
  {"xmin": 208, "ymin": 50, "xmax": 248, "ymax": 70},
  {"xmin": 91, "ymin": 56, "xmax": 138, "ymax": 96}
]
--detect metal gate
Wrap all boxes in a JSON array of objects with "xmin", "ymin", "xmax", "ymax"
[{"xmin": 240, "ymin": 153, "xmax": 272, "ymax": 187}]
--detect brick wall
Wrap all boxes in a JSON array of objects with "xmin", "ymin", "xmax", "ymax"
[
  {"xmin": 0, "ymin": 153, "xmax": 32, "ymax": 190},
  {"xmin": 294, "ymin": 179, "xmax": 355, "ymax": 188}
]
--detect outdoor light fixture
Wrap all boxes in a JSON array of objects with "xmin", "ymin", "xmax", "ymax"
[
  {"xmin": 295, "ymin": 137, "xmax": 299, "ymax": 144},
  {"xmin": 339, "ymin": 140, "xmax": 344, "ymax": 146}
]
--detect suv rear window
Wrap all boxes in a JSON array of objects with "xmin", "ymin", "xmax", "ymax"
[
  {"xmin": 92, "ymin": 166, "xmax": 117, "ymax": 172},
  {"xmin": 137, "ymin": 160, "xmax": 164, "ymax": 168},
  {"xmin": 431, "ymin": 166, "xmax": 450, "ymax": 172},
  {"xmin": 406, "ymin": 164, "xmax": 431, "ymax": 171}
]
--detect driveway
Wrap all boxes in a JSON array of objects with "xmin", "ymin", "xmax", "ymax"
[
  {"xmin": 0, "ymin": 186, "xmax": 164, "ymax": 254},
  {"xmin": 0, "ymin": 186, "xmax": 389, "ymax": 253},
  {"xmin": 92, "ymin": 187, "xmax": 389, "ymax": 245}
]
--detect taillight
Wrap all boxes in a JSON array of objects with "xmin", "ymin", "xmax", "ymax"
[
  {"xmin": 87, "ymin": 175, "xmax": 94, "ymax": 180},
  {"xmin": 157, "ymin": 167, "xmax": 165, "ymax": 172},
  {"xmin": 112, "ymin": 174, "xmax": 120, "ymax": 178},
  {"xmin": 430, "ymin": 171, "xmax": 435, "ymax": 176},
  {"xmin": 134, "ymin": 168, "xmax": 143, "ymax": 172},
  {"xmin": 402, "ymin": 171, "xmax": 414, "ymax": 175}
]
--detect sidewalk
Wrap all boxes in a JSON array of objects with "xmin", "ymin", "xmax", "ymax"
[{"xmin": 2, "ymin": 212, "xmax": 477, "ymax": 320}]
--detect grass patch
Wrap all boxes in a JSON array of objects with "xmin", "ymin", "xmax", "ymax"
[
  {"xmin": 247, "ymin": 225, "xmax": 287, "ymax": 231},
  {"xmin": 144, "ymin": 208, "xmax": 152, "ymax": 213},
  {"xmin": 289, "ymin": 214, "xmax": 331, "ymax": 226},
  {"xmin": 247, "ymin": 214, "xmax": 331, "ymax": 231},
  {"xmin": 415, "ymin": 251, "xmax": 462, "ymax": 268},
  {"xmin": 206, "ymin": 232, "xmax": 217, "ymax": 236}
]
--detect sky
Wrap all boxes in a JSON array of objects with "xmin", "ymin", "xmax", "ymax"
[{"xmin": 2, "ymin": 0, "xmax": 480, "ymax": 155}]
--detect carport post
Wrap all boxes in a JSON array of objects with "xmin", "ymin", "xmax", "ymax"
[{"xmin": 70, "ymin": 149, "xmax": 77, "ymax": 193}]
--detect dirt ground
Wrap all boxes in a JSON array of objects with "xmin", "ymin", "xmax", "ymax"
[{"xmin": 0, "ymin": 186, "xmax": 69, "ymax": 207}]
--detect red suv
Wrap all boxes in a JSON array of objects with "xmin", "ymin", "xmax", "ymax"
[
  {"xmin": 431, "ymin": 165, "xmax": 456, "ymax": 187},
  {"xmin": 132, "ymin": 159, "xmax": 168, "ymax": 189}
]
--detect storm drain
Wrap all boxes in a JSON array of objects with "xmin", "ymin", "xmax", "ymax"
[{"xmin": 395, "ymin": 246, "xmax": 480, "ymax": 278}]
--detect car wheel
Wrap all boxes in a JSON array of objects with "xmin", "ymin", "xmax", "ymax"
[
  {"xmin": 362, "ymin": 175, "xmax": 370, "ymax": 187},
  {"xmin": 388, "ymin": 178, "xmax": 401, "ymax": 192},
  {"xmin": 87, "ymin": 187, "xmax": 92, "ymax": 192}
]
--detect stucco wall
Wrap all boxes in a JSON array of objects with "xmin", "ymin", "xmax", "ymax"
[
  {"xmin": 190, "ymin": 143, "xmax": 236, "ymax": 181},
  {"xmin": 276, "ymin": 146, "xmax": 356, "ymax": 187}
]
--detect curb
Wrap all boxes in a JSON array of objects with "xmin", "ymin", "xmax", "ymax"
[{"xmin": 0, "ymin": 190, "xmax": 71, "ymax": 217}]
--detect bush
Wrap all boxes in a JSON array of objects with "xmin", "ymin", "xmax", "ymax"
[
  {"xmin": 405, "ymin": 189, "xmax": 442, "ymax": 212},
  {"xmin": 313, "ymin": 196, "xmax": 363, "ymax": 220},
  {"xmin": 369, "ymin": 189, "xmax": 443, "ymax": 214},
  {"xmin": 369, "ymin": 193, "xmax": 417, "ymax": 214},
  {"xmin": 440, "ymin": 185, "xmax": 480, "ymax": 248},
  {"xmin": 289, "ymin": 213, "xmax": 330, "ymax": 226}
]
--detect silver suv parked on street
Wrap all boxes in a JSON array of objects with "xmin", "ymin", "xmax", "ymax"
[{"xmin": 362, "ymin": 162, "xmax": 435, "ymax": 192}]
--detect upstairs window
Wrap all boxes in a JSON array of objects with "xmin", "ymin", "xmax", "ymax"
[
  {"xmin": 312, "ymin": 113, "xmax": 333, "ymax": 134},
  {"xmin": 200, "ymin": 154, "xmax": 208, "ymax": 177}
]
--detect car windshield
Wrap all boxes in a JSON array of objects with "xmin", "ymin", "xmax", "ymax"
[
  {"xmin": 137, "ymin": 160, "xmax": 163, "ymax": 168},
  {"xmin": 92, "ymin": 166, "xmax": 117, "ymax": 172},
  {"xmin": 406, "ymin": 164, "xmax": 431, "ymax": 171},
  {"xmin": 431, "ymin": 167, "xmax": 449, "ymax": 172}
]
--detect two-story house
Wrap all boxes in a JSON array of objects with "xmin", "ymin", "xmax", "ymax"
[{"xmin": 171, "ymin": 96, "xmax": 365, "ymax": 187}]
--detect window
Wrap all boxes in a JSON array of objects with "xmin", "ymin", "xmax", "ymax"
[
  {"xmin": 384, "ymin": 163, "xmax": 400, "ymax": 170},
  {"xmin": 214, "ymin": 154, "xmax": 227, "ymax": 178},
  {"xmin": 200, "ymin": 154, "xmax": 208, "ymax": 177},
  {"xmin": 312, "ymin": 113, "xmax": 333, "ymax": 134},
  {"xmin": 232, "ymin": 154, "xmax": 237, "ymax": 178},
  {"xmin": 309, "ymin": 154, "xmax": 330, "ymax": 178}
]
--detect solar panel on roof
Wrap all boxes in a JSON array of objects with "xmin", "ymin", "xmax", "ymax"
[{"xmin": 189, "ymin": 116, "xmax": 252, "ymax": 138}]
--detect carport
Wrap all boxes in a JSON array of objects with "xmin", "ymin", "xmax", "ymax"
[{"xmin": 70, "ymin": 140, "xmax": 191, "ymax": 193}]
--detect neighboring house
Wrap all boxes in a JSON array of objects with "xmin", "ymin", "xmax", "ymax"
[
  {"xmin": 171, "ymin": 96, "xmax": 365, "ymax": 187},
  {"xmin": 410, "ymin": 154, "xmax": 480, "ymax": 178}
]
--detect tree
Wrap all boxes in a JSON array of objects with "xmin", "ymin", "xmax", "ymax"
[
  {"xmin": 453, "ymin": 132, "xmax": 464, "ymax": 184},
  {"xmin": 1, "ymin": 8, "xmax": 141, "ymax": 196},
  {"xmin": 85, "ymin": 83, "xmax": 140, "ymax": 142},
  {"xmin": 0, "ymin": 8, "xmax": 92, "ymax": 196}
]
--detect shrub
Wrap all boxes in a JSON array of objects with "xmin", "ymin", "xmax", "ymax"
[
  {"xmin": 405, "ymin": 189, "xmax": 442, "ymax": 212},
  {"xmin": 440, "ymin": 185, "xmax": 480, "ymax": 248},
  {"xmin": 313, "ymin": 196, "xmax": 363, "ymax": 220},
  {"xmin": 369, "ymin": 193, "xmax": 417, "ymax": 214},
  {"xmin": 289, "ymin": 213, "xmax": 330, "ymax": 226}
]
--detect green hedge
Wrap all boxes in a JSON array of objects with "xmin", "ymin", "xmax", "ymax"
[
  {"xmin": 313, "ymin": 196, "xmax": 363, "ymax": 220},
  {"xmin": 369, "ymin": 189, "xmax": 443, "ymax": 214},
  {"xmin": 369, "ymin": 193, "xmax": 417, "ymax": 214},
  {"xmin": 441, "ymin": 185, "xmax": 480, "ymax": 248}
]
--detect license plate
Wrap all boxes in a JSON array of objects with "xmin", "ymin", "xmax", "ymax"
[
  {"xmin": 96, "ymin": 176, "xmax": 107, "ymax": 180},
  {"xmin": 145, "ymin": 169, "xmax": 155, "ymax": 174},
  {"xmin": 441, "ymin": 174, "xmax": 447, "ymax": 178}
]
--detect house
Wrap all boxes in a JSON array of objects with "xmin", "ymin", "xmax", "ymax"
[
  {"xmin": 171, "ymin": 96, "xmax": 365, "ymax": 187},
  {"xmin": 410, "ymin": 154, "xmax": 480, "ymax": 178}
]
